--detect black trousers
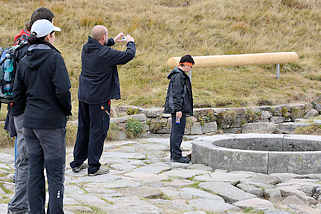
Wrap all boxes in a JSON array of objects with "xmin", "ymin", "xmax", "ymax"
[
  {"xmin": 70, "ymin": 101, "xmax": 110, "ymax": 174},
  {"xmin": 170, "ymin": 113, "xmax": 186, "ymax": 160},
  {"xmin": 24, "ymin": 127, "xmax": 66, "ymax": 214}
]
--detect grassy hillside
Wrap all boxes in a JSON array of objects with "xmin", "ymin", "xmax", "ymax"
[{"xmin": 0, "ymin": 0, "xmax": 321, "ymax": 117}]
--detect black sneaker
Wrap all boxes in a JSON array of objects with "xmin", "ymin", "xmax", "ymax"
[
  {"xmin": 72, "ymin": 163, "xmax": 88, "ymax": 173},
  {"xmin": 312, "ymin": 186, "xmax": 321, "ymax": 200},
  {"xmin": 172, "ymin": 156, "xmax": 190, "ymax": 164}
]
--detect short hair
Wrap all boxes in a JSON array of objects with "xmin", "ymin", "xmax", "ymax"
[
  {"xmin": 91, "ymin": 25, "xmax": 107, "ymax": 41},
  {"xmin": 30, "ymin": 8, "xmax": 55, "ymax": 27},
  {"xmin": 179, "ymin": 55, "xmax": 195, "ymax": 65}
]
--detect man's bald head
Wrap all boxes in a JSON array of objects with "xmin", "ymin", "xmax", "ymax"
[{"xmin": 91, "ymin": 25, "xmax": 108, "ymax": 41}]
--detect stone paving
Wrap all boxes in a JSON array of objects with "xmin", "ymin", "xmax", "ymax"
[{"xmin": 0, "ymin": 136, "xmax": 321, "ymax": 214}]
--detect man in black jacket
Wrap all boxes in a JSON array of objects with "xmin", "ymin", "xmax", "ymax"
[
  {"xmin": 164, "ymin": 55, "xmax": 194, "ymax": 163},
  {"xmin": 70, "ymin": 25, "xmax": 136, "ymax": 176},
  {"xmin": 13, "ymin": 19, "xmax": 71, "ymax": 214}
]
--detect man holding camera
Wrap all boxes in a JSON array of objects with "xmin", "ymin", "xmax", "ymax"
[{"xmin": 70, "ymin": 25, "xmax": 136, "ymax": 176}]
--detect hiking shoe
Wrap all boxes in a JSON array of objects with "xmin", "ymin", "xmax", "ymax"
[
  {"xmin": 72, "ymin": 163, "xmax": 88, "ymax": 173},
  {"xmin": 7, "ymin": 209, "xmax": 29, "ymax": 214},
  {"xmin": 9, "ymin": 174, "xmax": 15, "ymax": 183},
  {"xmin": 312, "ymin": 186, "xmax": 321, "ymax": 200},
  {"xmin": 172, "ymin": 156, "xmax": 190, "ymax": 164},
  {"xmin": 88, "ymin": 167, "xmax": 110, "ymax": 176}
]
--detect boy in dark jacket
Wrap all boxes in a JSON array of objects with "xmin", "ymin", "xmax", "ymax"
[
  {"xmin": 13, "ymin": 19, "xmax": 71, "ymax": 214},
  {"xmin": 164, "ymin": 55, "xmax": 194, "ymax": 163}
]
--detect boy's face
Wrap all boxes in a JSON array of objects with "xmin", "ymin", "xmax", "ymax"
[{"xmin": 181, "ymin": 65, "xmax": 192, "ymax": 73}]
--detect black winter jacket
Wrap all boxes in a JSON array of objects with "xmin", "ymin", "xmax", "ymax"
[
  {"xmin": 78, "ymin": 37, "xmax": 136, "ymax": 104},
  {"xmin": 164, "ymin": 67, "xmax": 193, "ymax": 115},
  {"xmin": 11, "ymin": 43, "xmax": 29, "ymax": 116},
  {"xmin": 13, "ymin": 43, "xmax": 72, "ymax": 129}
]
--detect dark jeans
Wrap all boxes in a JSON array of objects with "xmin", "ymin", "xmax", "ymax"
[
  {"xmin": 8, "ymin": 114, "xmax": 29, "ymax": 213},
  {"xmin": 70, "ymin": 101, "xmax": 110, "ymax": 174},
  {"xmin": 170, "ymin": 114, "xmax": 186, "ymax": 160},
  {"xmin": 24, "ymin": 128, "xmax": 66, "ymax": 214}
]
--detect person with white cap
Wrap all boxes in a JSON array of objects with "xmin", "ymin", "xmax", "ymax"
[
  {"xmin": 13, "ymin": 19, "xmax": 71, "ymax": 214},
  {"xmin": 8, "ymin": 8, "xmax": 56, "ymax": 214}
]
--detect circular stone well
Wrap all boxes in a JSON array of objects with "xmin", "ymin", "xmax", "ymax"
[{"xmin": 191, "ymin": 134, "xmax": 321, "ymax": 174}]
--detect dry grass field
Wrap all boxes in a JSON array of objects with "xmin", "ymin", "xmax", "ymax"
[{"xmin": 0, "ymin": 0, "xmax": 320, "ymax": 113}]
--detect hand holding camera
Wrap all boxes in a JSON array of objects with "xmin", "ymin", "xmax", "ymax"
[{"xmin": 114, "ymin": 32, "xmax": 134, "ymax": 43}]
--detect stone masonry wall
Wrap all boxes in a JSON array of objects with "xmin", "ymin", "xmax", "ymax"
[{"xmin": 109, "ymin": 102, "xmax": 321, "ymax": 138}]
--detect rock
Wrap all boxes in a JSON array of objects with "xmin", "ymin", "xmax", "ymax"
[
  {"xmin": 194, "ymin": 171, "xmax": 253, "ymax": 185},
  {"xmin": 242, "ymin": 122, "xmax": 276, "ymax": 134},
  {"xmin": 101, "ymin": 152, "xmax": 146, "ymax": 160},
  {"xmin": 130, "ymin": 162, "xmax": 171, "ymax": 174},
  {"xmin": 236, "ymin": 182, "xmax": 264, "ymax": 197},
  {"xmin": 261, "ymin": 111, "xmax": 272, "ymax": 121},
  {"xmin": 201, "ymin": 122, "xmax": 217, "ymax": 134},
  {"xmin": 233, "ymin": 198, "xmax": 274, "ymax": 210},
  {"xmin": 148, "ymin": 118, "xmax": 170, "ymax": 134},
  {"xmin": 312, "ymin": 97, "xmax": 321, "ymax": 113},
  {"xmin": 247, "ymin": 173, "xmax": 281, "ymax": 185},
  {"xmin": 142, "ymin": 108, "xmax": 163, "ymax": 118},
  {"xmin": 190, "ymin": 122, "xmax": 203, "ymax": 135},
  {"xmin": 102, "ymin": 196, "xmax": 161, "ymax": 214},
  {"xmin": 184, "ymin": 212, "xmax": 206, "ymax": 214},
  {"xmin": 264, "ymin": 211, "xmax": 292, "ymax": 214},
  {"xmin": 179, "ymin": 187, "xmax": 225, "ymax": 201},
  {"xmin": 280, "ymin": 195, "xmax": 320, "ymax": 214},
  {"xmin": 188, "ymin": 199, "xmax": 239, "ymax": 213},
  {"xmin": 264, "ymin": 189, "xmax": 282, "ymax": 202},
  {"xmin": 277, "ymin": 122, "xmax": 310, "ymax": 134},
  {"xmin": 304, "ymin": 109, "xmax": 319, "ymax": 118},
  {"xmin": 270, "ymin": 116, "xmax": 285, "ymax": 124},
  {"xmin": 269, "ymin": 173, "xmax": 301, "ymax": 183},
  {"xmin": 161, "ymin": 169, "xmax": 208, "ymax": 179},
  {"xmin": 199, "ymin": 182, "xmax": 256, "ymax": 203},
  {"xmin": 65, "ymin": 206, "xmax": 93, "ymax": 212},
  {"xmin": 277, "ymin": 186, "xmax": 308, "ymax": 201}
]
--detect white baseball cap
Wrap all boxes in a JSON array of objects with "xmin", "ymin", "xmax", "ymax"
[{"xmin": 31, "ymin": 19, "xmax": 61, "ymax": 38}]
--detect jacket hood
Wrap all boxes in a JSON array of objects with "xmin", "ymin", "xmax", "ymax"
[
  {"xmin": 26, "ymin": 43, "xmax": 58, "ymax": 70},
  {"xmin": 167, "ymin": 67, "xmax": 184, "ymax": 79},
  {"xmin": 83, "ymin": 36, "xmax": 103, "ymax": 54}
]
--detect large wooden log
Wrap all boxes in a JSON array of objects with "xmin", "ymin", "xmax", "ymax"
[{"xmin": 167, "ymin": 52, "xmax": 299, "ymax": 68}]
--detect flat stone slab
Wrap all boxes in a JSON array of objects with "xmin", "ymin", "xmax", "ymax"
[
  {"xmin": 193, "ymin": 171, "xmax": 253, "ymax": 184},
  {"xmin": 130, "ymin": 163, "xmax": 171, "ymax": 174},
  {"xmin": 101, "ymin": 152, "xmax": 146, "ymax": 160},
  {"xmin": 199, "ymin": 181, "xmax": 257, "ymax": 203},
  {"xmin": 188, "ymin": 199, "xmax": 239, "ymax": 213},
  {"xmin": 179, "ymin": 187, "xmax": 225, "ymax": 201},
  {"xmin": 102, "ymin": 196, "xmax": 161, "ymax": 214},
  {"xmin": 233, "ymin": 198, "xmax": 275, "ymax": 210},
  {"xmin": 161, "ymin": 169, "xmax": 208, "ymax": 179}
]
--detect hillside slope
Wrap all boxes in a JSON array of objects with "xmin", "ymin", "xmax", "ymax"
[{"xmin": 0, "ymin": 0, "xmax": 320, "ymax": 116}]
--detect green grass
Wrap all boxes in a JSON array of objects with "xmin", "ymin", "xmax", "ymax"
[
  {"xmin": 0, "ymin": 0, "xmax": 320, "ymax": 111},
  {"xmin": 295, "ymin": 124, "xmax": 321, "ymax": 135}
]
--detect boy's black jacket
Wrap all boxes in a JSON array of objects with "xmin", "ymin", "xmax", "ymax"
[{"xmin": 164, "ymin": 67, "xmax": 193, "ymax": 115}]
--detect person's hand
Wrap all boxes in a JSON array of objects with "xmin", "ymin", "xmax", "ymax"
[
  {"xmin": 114, "ymin": 32, "xmax": 125, "ymax": 43},
  {"xmin": 125, "ymin": 34, "xmax": 134, "ymax": 43},
  {"xmin": 176, "ymin": 111, "xmax": 182, "ymax": 120}
]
